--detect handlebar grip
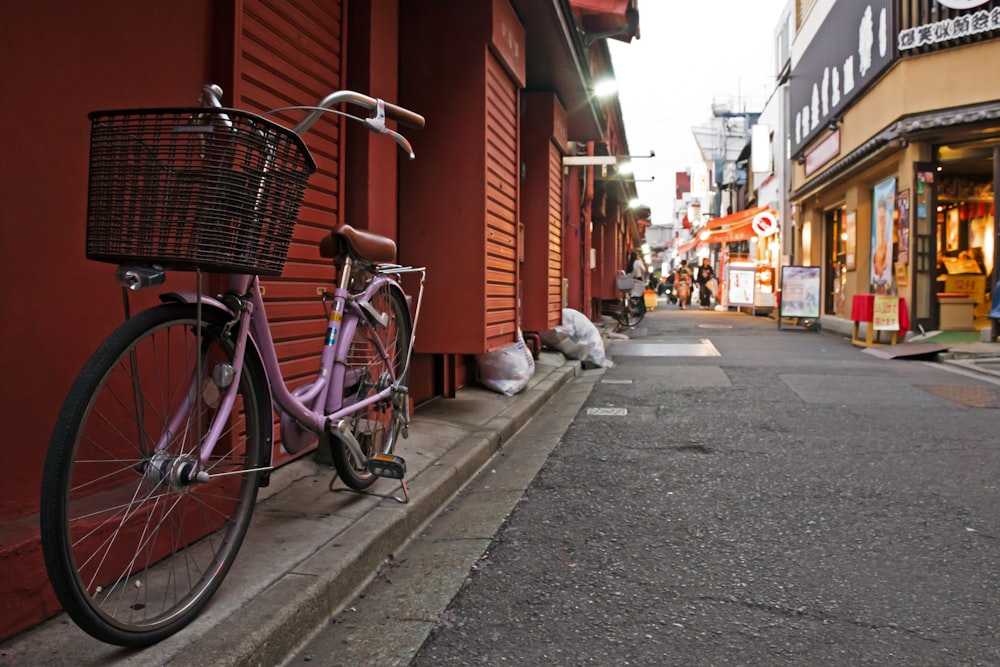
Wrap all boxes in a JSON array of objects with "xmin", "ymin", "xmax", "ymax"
[{"xmin": 383, "ymin": 101, "xmax": 425, "ymax": 129}]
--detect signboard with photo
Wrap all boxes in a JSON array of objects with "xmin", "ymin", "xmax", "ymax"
[{"xmin": 779, "ymin": 266, "xmax": 821, "ymax": 319}]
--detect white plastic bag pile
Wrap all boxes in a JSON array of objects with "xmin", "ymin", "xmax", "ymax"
[
  {"xmin": 475, "ymin": 328, "xmax": 536, "ymax": 396},
  {"xmin": 540, "ymin": 308, "xmax": 607, "ymax": 369}
]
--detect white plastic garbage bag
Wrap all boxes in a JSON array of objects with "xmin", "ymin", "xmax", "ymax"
[
  {"xmin": 475, "ymin": 328, "xmax": 536, "ymax": 396},
  {"xmin": 540, "ymin": 308, "xmax": 607, "ymax": 369}
]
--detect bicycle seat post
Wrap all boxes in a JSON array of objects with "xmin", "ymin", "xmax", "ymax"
[{"xmin": 338, "ymin": 255, "xmax": 355, "ymax": 292}]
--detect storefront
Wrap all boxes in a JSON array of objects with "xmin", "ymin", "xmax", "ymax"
[
  {"xmin": 790, "ymin": 0, "xmax": 1000, "ymax": 338},
  {"xmin": 679, "ymin": 205, "xmax": 780, "ymax": 311}
]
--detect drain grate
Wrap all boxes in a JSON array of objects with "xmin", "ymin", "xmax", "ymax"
[{"xmin": 916, "ymin": 384, "xmax": 1000, "ymax": 408}]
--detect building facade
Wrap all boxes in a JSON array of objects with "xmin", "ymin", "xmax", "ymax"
[
  {"xmin": 789, "ymin": 0, "xmax": 1000, "ymax": 337},
  {"xmin": 0, "ymin": 0, "xmax": 641, "ymax": 640}
]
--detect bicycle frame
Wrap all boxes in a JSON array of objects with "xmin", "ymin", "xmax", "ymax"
[{"xmin": 161, "ymin": 259, "xmax": 424, "ymax": 475}]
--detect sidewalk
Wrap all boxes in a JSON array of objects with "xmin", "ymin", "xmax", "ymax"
[{"xmin": 1, "ymin": 352, "xmax": 584, "ymax": 666}]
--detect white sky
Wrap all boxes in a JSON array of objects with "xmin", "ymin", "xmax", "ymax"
[{"xmin": 608, "ymin": 0, "xmax": 789, "ymax": 225}]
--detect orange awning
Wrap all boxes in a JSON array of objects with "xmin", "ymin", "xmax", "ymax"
[
  {"xmin": 676, "ymin": 237, "xmax": 698, "ymax": 254},
  {"xmin": 703, "ymin": 205, "xmax": 769, "ymax": 230},
  {"xmin": 704, "ymin": 219, "xmax": 754, "ymax": 244}
]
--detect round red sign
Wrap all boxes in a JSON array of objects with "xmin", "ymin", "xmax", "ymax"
[{"xmin": 752, "ymin": 211, "xmax": 778, "ymax": 236}]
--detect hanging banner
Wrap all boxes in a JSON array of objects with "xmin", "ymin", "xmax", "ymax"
[{"xmin": 871, "ymin": 176, "xmax": 896, "ymax": 294}]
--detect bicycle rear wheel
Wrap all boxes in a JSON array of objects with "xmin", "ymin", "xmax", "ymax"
[
  {"xmin": 626, "ymin": 296, "xmax": 646, "ymax": 327},
  {"xmin": 40, "ymin": 303, "xmax": 268, "ymax": 646},
  {"xmin": 332, "ymin": 281, "xmax": 411, "ymax": 490}
]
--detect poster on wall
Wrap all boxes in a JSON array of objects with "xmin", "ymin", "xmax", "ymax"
[
  {"xmin": 779, "ymin": 266, "xmax": 821, "ymax": 319},
  {"xmin": 727, "ymin": 263, "xmax": 755, "ymax": 307},
  {"xmin": 871, "ymin": 177, "xmax": 896, "ymax": 294}
]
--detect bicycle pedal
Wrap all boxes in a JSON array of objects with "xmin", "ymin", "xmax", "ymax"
[{"xmin": 368, "ymin": 453, "xmax": 406, "ymax": 479}]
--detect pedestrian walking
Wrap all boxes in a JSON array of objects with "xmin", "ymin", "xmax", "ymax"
[
  {"xmin": 696, "ymin": 257, "xmax": 717, "ymax": 309},
  {"xmin": 674, "ymin": 259, "xmax": 693, "ymax": 309},
  {"xmin": 627, "ymin": 250, "xmax": 646, "ymax": 298}
]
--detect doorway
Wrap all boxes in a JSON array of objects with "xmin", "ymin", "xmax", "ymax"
[
  {"xmin": 934, "ymin": 141, "xmax": 996, "ymax": 335},
  {"xmin": 823, "ymin": 207, "xmax": 847, "ymax": 316}
]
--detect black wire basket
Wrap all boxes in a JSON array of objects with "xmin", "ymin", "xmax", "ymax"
[{"xmin": 86, "ymin": 107, "xmax": 316, "ymax": 276}]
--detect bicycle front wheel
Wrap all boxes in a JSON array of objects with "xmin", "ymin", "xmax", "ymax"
[
  {"xmin": 333, "ymin": 281, "xmax": 411, "ymax": 490},
  {"xmin": 40, "ymin": 304, "xmax": 269, "ymax": 646}
]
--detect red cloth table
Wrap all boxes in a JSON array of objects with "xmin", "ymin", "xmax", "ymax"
[{"xmin": 850, "ymin": 294, "xmax": 909, "ymax": 347}]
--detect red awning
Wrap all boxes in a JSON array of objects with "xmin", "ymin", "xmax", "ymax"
[
  {"xmin": 572, "ymin": 0, "xmax": 630, "ymax": 12},
  {"xmin": 569, "ymin": 0, "xmax": 639, "ymax": 42}
]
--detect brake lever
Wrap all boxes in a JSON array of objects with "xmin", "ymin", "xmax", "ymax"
[{"xmin": 364, "ymin": 99, "xmax": 416, "ymax": 160}]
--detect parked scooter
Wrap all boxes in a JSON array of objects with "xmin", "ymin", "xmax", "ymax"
[{"xmin": 657, "ymin": 275, "xmax": 677, "ymax": 304}]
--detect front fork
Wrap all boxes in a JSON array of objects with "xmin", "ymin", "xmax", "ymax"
[{"xmin": 151, "ymin": 297, "xmax": 254, "ymax": 486}]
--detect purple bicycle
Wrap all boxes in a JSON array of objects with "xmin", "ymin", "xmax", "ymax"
[{"xmin": 38, "ymin": 85, "xmax": 425, "ymax": 646}]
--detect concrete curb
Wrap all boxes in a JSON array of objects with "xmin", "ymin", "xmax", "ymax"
[{"xmin": 168, "ymin": 360, "xmax": 580, "ymax": 666}]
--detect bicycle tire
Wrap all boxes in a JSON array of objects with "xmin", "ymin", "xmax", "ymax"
[
  {"xmin": 40, "ymin": 303, "xmax": 269, "ymax": 646},
  {"xmin": 332, "ymin": 281, "xmax": 411, "ymax": 490},
  {"xmin": 616, "ymin": 296, "xmax": 645, "ymax": 328},
  {"xmin": 628, "ymin": 296, "xmax": 646, "ymax": 327}
]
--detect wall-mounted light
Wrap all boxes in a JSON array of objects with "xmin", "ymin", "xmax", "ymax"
[
  {"xmin": 795, "ymin": 155, "xmax": 806, "ymax": 165},
  {"xmin": 593, "ymin": 79, "xmax": 618, "ymax": 99},
  {"xmin": 628, "ymin": 197, "xmax": 642, "ymax": 208},
  {"xmin": 826, "ymin": 116, "xmax": 842, "ymax": 133}
]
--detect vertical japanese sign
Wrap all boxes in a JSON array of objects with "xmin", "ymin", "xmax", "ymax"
[
  {"xmin": 872, "ymin": 295, "xmax": 900, "ymax": 331},
  {"xmin": 896, "ymin": 189, "xmax": 910, "ymax": 286},
  {"xmin": 871, "ymin": 177, "xmax": 896, "ymax": 294}
]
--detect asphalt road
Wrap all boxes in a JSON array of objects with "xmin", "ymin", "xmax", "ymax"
[{"xmin": 288, "ymin": 305, "xmax": 1000, "ymax": 666}]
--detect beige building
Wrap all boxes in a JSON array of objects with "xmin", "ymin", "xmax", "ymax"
[{"xmin": 789, "ymin": 0, "xmax": 1000, "ymax": 340}]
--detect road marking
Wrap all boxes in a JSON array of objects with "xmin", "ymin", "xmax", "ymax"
[
  {"xmin": 586, "ymin": 407, "xmax": 628, "ymax": 416},
  {"xmin": 609, "ymin": 339, "xmax": 720, "ymax": 357},
  {"xmin": 600, "ymin": 379, "xmax": 633, "ymax": 384}
]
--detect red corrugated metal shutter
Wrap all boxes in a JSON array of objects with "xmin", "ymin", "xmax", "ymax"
[
  {"xmin": 484, "ymin": 52, "xmax": 519, "ymax": 349},
  {"xmin": 547, "ymin": 141, "xmax": 563, "ymax": 329},
  {"xmin": 237, "ymin": 0, "xmax": 344, "ymax": 460}
]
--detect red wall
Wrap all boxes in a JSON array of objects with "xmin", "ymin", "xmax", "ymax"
[{"xmin": 0, "ymin": 1, "xmax": 215, "ymax": 640}]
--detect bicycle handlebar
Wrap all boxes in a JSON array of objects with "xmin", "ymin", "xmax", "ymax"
[
  {"xmin": 294, "ymin": 91, "xmax": 425, "ymax": 134},
  {"xmin": 199, "ymin": 84, "xmax": 424, "ymax": 159}
]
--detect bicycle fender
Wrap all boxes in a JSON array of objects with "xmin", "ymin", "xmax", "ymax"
[
  {"xmin": 160, "ymin": 291, "xmax": 231, "ymax": 314},
  {"xmin": 158, "ymin": 293, "xmax": 275, "ymax": 485}
]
